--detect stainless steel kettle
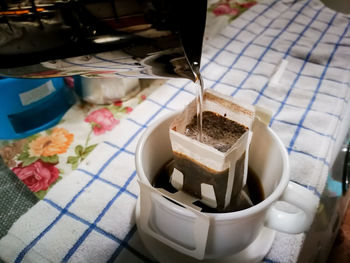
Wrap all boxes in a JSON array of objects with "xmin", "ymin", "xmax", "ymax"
[{"xmin": 0, "ymin": 0, "xmax": 207, "ymax": 81}]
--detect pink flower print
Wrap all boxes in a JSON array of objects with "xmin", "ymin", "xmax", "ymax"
[
  {"xmin": 213, "ymin": 4, "xmax": 231, "ymax": 16},
  {"xmin": 113, "ymin": 100, "xmax": 123, "ymax": 107},
  {"xmin": 12, "ymin": 160, "xmax": 59, "ymax": 192},
  {"xmin": 125, "ymin": 107, "xmax": 133, "ymax": 113},
  {"xmin": 64, "ymin": 77, "xmax": 75, "ymax": 88},
  {"xmin": 85, "ymin": 108, "xmax": 119, "ymax": 135},
  {"xmin": 213, "ymin": 4, "xmax": 239, "ymax": 17},
  {"xmin": 228, "ymin": 7, "xmax": 239, "ymax": 16},
  {"xmin": 240, "ymin": 1, "xmax": 257, "ymax": 9}
]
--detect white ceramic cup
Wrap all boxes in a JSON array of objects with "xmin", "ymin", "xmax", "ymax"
[{"xmin": 135, "ymin": 112, "xmax": 319, "ymax": 260}]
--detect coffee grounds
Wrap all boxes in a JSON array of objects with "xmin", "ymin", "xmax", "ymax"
[{"xmin": 185, "ymin": 111, "xmax": 248, "ymax": 152}]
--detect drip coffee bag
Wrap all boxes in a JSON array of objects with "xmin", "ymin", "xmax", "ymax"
[{"xmin": 169, "ymin": 90, "xmax": 255, "ymax": 211}]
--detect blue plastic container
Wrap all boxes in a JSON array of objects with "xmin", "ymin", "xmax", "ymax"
[{"xmin": 0, "ymin": 78, "xmax": 76, "ymax": 139}]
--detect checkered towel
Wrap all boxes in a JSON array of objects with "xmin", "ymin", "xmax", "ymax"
[{"xmin": 1, "ymin": 0, "xmax": 350, "ymax": 262}]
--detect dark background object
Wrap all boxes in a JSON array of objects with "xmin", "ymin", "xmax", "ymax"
[
  {"xmin": 0, "ymin": 0, "xmax": 207, "ymax": 80},
  {"xmin": 0, "ymin": 156, "xmax": 38, "ymax": 239}
]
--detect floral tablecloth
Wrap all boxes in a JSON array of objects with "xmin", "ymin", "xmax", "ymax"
[{"xmin": 0, "ymin": 79, "xmax": 167, "ymax": 201}]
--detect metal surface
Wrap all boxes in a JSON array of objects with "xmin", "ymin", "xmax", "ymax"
[
  {"xmin": 298, "ymin": 130, "xmax": 350, "ymax": 263},
  {"xmin": 342, "ymin": 143, "xmax": 350, "ymax": 194},
  {"xmin": 322, "ymin": 0, "xmax": 350, "ymax": 14}
]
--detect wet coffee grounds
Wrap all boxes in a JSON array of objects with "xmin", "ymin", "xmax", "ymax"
[{"xmin": 185, "ymin": 111, "xmax": 248, "ymax": 152}]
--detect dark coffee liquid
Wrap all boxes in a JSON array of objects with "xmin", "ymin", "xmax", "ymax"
[
  {"xmin": 171, "ymin": 150, "xmax": 246, "ymax": 211},
  {"xmin": 185, "ymin": 111, "xmax": 248, "ymax": 152},
  {"xmin": 152, "ymin": 159, "xmax": 265, "ymax": 213}
]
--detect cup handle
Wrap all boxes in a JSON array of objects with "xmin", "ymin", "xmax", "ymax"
[
  {"xmin": 265, "ymin": 181, "xmax": 319, "ymax": 234},
  {"xmin": 138, "ymin": 181, "xmax": 210, "ymax": 260}
]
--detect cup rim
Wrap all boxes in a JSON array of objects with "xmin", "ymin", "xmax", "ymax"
[{"xmin": 136, "ymin": 111, "xmax": 290, "ymax": 220}]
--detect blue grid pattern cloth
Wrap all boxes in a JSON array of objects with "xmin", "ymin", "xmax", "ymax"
[{"xmin": 1, "ymin": 0, "xmax": 350, "ymax": 262}]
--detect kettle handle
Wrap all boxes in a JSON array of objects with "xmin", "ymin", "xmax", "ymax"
[
  {"xmin": 138, "ymin": 181, "xmax": 210, "ymax": 260},
  {"xmin": 265, "ymin": 181, "xmax": 319, "ymax": 234}
]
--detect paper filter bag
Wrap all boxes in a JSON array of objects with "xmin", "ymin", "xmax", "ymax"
[{"xmin": 169, "ymin": 90, "xmax": 255, "ymax": 211}]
